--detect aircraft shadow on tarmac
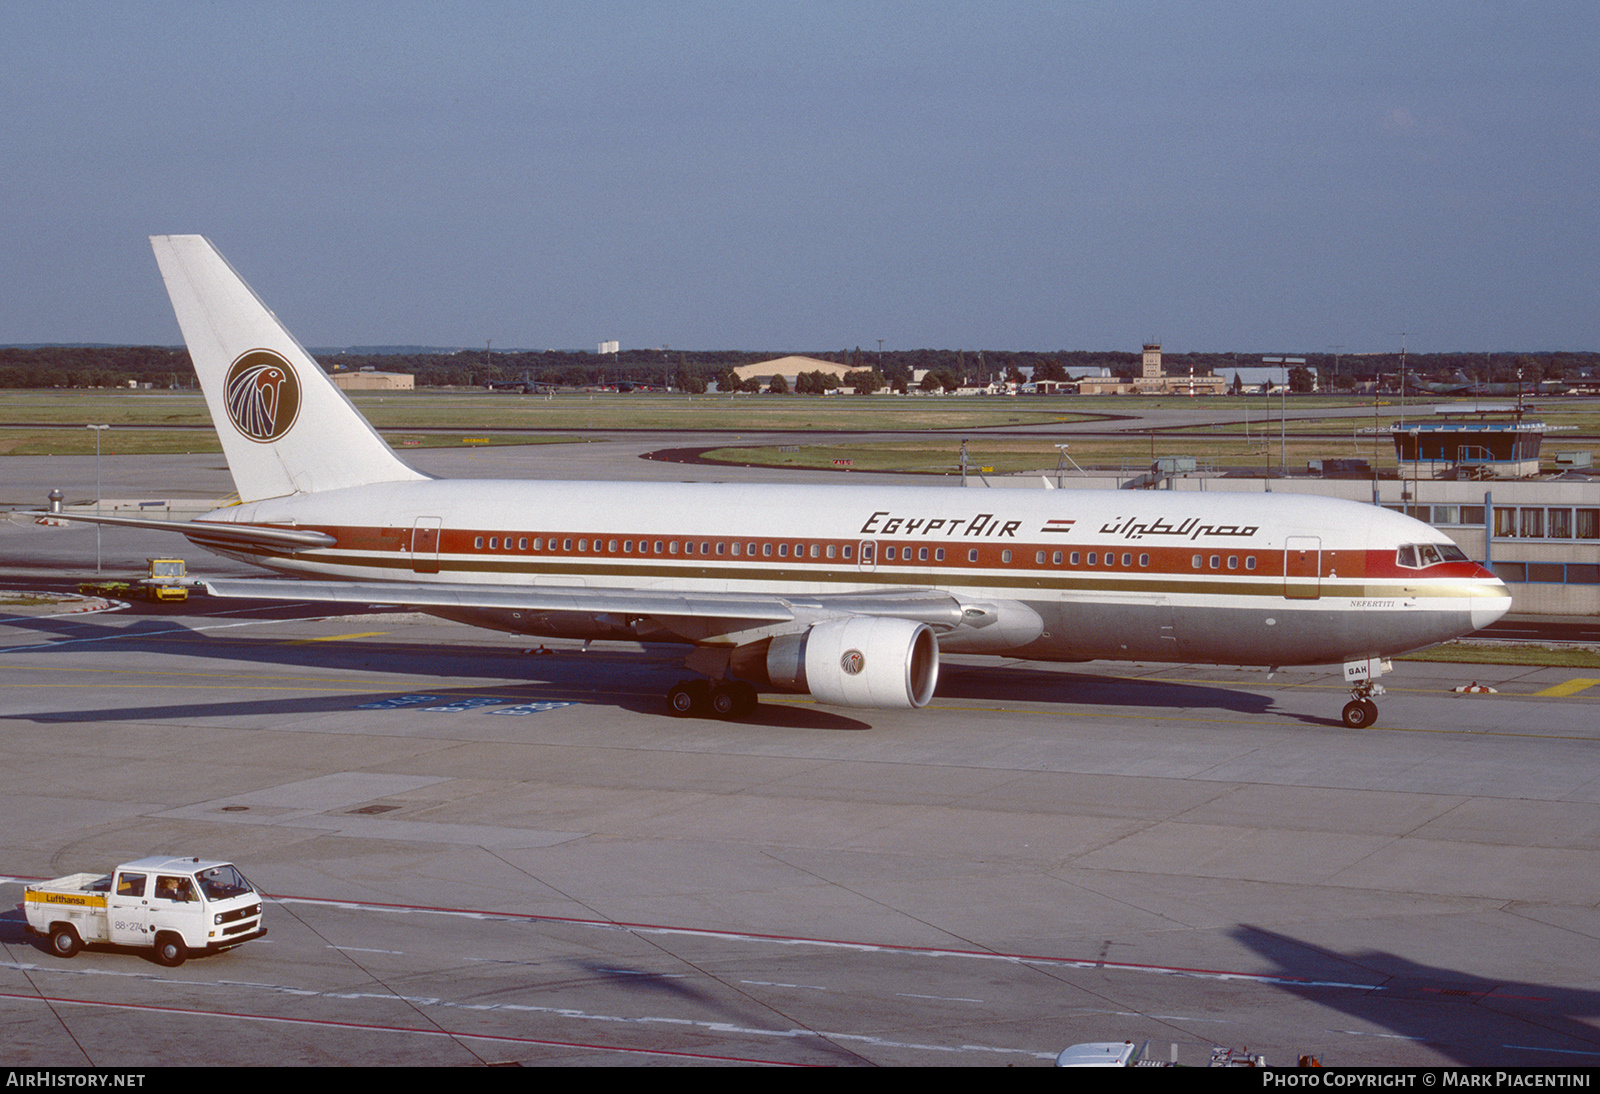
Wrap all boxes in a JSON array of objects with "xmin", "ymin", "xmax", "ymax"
[
  {"xmin": 1230, "ymin": 925, "xmax": 1600, "ymax": 1065},
  {"xmin": 936, "ymin": 663, "xmax": 1278, "ymax": 717},
  {"xmin": 0, "ymin": 679, "xmax": 873, "ymax": 733},
  {"xmin": 3, "ymin": 610, "xmax": 1324, "ymax": 729},
  {"xmin": 1, "ymin": 615, "xmax": 875, "ymax": 731},
  {"xmin": 1, "ymin": 609, "xmax": 657, "ymax": 681},
  {"xmin": 2, "ymin": 611, "xmax": 1314, "ymax": 731}
]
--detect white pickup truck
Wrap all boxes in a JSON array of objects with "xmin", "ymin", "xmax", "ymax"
[{"xmin": 23, "ymin": 856, "xmax": 266, "ymax": 967}]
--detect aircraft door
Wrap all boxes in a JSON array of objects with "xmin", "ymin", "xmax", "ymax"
[
  {"xmin": 1284, "ymin": 536, "xmax": 1322, "ymax": 599},
  {"xmin": 411, "ymin": 518, "xmax": 442, "ymax": 574},
  {"xmin": 858, "ymin": 540, "xmax": 877, "ymax": 573},
  {"xmin": 1158, "ymin": 599, "xmax": 1180, "ymax": 655}
]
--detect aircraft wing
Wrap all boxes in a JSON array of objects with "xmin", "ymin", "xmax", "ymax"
[
  {"xmin": 24, "ymin": 511, "xmax": 335, "ymax": 550},
  {"xmin": 204, "ymin": 578, "xmax": 966, "ymax": 638}
]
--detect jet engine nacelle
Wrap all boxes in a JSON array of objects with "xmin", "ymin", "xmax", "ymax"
[{"xmin": 764, "ymin": 617, "xmax": 940, "ymax": 709}]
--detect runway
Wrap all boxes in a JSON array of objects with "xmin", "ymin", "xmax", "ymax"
[{"xmin": 2, "ymin": 447, "xmax": 1599, "ymax": 1066}]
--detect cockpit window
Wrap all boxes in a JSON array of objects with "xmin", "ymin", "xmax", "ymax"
[{"xmin": 1398, "ymin": 543, "xmax": 1469, "ymax": 569}]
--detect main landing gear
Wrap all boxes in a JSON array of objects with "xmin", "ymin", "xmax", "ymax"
[{"xmin": 666, "ymin": 678, "xmax": 759, "ymax": 720}]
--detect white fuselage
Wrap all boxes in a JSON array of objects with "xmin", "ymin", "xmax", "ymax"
[{"xmin": 194, "ymin": 478, "xmax": 1510, "ymax": 667}]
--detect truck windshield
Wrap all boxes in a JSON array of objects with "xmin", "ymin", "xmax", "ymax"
[{"xmin": 196, "ymin": 864, "xmax": 252, "ymax": 900}]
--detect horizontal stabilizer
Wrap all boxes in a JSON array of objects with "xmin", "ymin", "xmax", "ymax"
[{"xmin": 25, "ymin": 512, "xmax": 335, "ymax": 550}]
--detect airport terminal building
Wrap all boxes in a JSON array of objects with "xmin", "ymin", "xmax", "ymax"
[
  {"xmin": 978, "ymin": 406, "xmax": 1599, "ymax": 615},
  {"xmin": 1075, "ymin": 344, "xmax": 1229, "ymax": 397},
  {"xmin": 330, "ymin": 368, "xmax": 414, "ymax": 391},
  {"xmin": 985, "ymin": 471, "xmax": 1600, "ymax": 616}
]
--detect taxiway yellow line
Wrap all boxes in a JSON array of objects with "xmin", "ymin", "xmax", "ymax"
[{"xmin": 1532, "ymin": 677, "xmax": 1600, "ymax": 698}]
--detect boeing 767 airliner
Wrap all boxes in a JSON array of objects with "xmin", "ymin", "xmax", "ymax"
[{"xmin": 41, "ymin": 236, "xmax": 1512, "ymax": 726}]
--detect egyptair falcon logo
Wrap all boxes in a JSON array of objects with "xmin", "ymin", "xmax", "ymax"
[{"xmin": 224, "ymin": 350, "xmax": 301, "ymax": 443}]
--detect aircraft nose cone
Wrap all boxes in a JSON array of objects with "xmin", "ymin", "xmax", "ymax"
[
  {"xmin": 1472, "ymin": 596, "xmax": 1512, "ymax": 631},
  {"xmin": 1471, "ymin": 568, "xmax": 1513, "ymax": 631}
]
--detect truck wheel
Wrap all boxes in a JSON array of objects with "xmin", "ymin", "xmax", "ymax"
[
  {"xmin": 153, "ymin": 934, "xmax": 188, "ymax": 967},
  {"xmin": 49, "ymin": 925, "xmax": 82, "ymax": 958}
]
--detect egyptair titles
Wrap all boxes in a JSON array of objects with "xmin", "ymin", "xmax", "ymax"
[
  {"xmin": 860, "ymin": 512, "xmax": 1023, "ymax": 538},
  {"xmin": 859, "ymin": 510, "xmax": 1259, "ymax": 542},
  {"xmin": 1098, "ymin": 516, "xmax": 1260, "ymax": 541}
]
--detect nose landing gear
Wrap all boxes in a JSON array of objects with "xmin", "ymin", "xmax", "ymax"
[
  {"xmin": 1340, "ymin": 657, "xmax": 1391, "ymax": 728},
  {"xmin": 1341, "ymin": 685, "xmax": 1382, "ymax": 728}
]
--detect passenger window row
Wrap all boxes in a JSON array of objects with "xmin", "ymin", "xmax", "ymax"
[{"xmin": 454, "ymin": 534, "xmax": 1274, "ymax": 573}]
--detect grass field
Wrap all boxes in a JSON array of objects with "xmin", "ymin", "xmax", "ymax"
[
  {"xmin": 702, "ymin": 435, "xmax": 1392, "ymax": 475},
  {"xmin": 700, "ymin": 397, "xmax": 1600, "ymax": 475},
  {"xmin": 3, "ymin": 389, "xmax": 1597, "ymax": 472},
  {"xmin": 0, "ymin": 389, "xmax": 1103, "ymax": 455},
  {"xmin": 1397, "ymin": 642, "xmax": 1600, "ymax": 668}
]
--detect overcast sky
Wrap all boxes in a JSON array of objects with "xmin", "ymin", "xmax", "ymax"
[{"xmin": 3, "ymin": 2, "xmax": 1596, "ymax": 354}]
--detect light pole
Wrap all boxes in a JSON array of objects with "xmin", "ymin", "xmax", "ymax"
[
  {"xmin": 87, "ymin": 424, "xmax": 109, "ymax": 573},
  {"xmin": 1409, "ymin": 426, "xmax": 1422, "ymax": 520},
  {"xmin": 1261, "ymin": 357, "xmax": 1303, "ymax": 474},
  {"xmin": 1395, "ymin": 331, "xmax": 1411, "ymax": 421}
]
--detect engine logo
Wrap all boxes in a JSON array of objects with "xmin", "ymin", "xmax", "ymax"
[
  {"xmin": 840, "ymin": 649, "xmax": 865, "ymax": 675},
  {"xmin": 224, "ymin": 349, "xmax": 301, "ymax": 443}
]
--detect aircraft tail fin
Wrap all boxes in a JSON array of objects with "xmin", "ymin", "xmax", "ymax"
[{"xmin": 150, "ymin": 235, "xmax": 426, "ymax": 502}]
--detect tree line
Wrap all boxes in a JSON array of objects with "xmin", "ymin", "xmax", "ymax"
[{"xmin": 2, "ymin": 344, "xmax": 1595, "ymax": 391}]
